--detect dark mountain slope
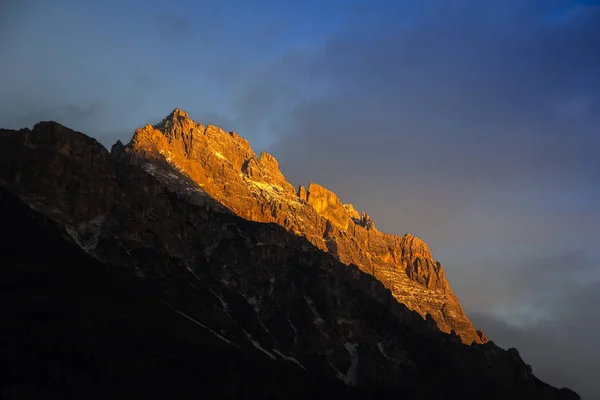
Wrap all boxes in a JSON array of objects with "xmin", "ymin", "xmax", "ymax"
[{"xmin": 0, "ymin": 187, "xmax": 367, "ymax": 399}]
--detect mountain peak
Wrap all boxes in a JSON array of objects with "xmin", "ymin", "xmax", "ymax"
[
  {"xmin": 153, "ymin": 108, "xmax": 196, "ymax": 134},
  {"xmin": 124, "ymin": 109, "xmax": 483, "ymax": 345},
  {"xmin": 125, "ymin": 108, "xmax": 203, "ymax": 160},
  {"xmin": 167, "ymin": 107, "xmax": 190, "ymax": 121}
]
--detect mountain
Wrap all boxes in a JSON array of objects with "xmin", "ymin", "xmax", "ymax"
[
  {"xmin": 0, "ymin": 187, "xmax": 365, "ymax": 399},
  {"xmin": 123, "ymin": 108, "xmax": 483, "ymax": 345},
  {"xmin": 0, "ymin": 116, "xmax": 579, "ymax": 399}
]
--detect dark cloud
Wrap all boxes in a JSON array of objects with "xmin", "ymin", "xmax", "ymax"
[
  {"xmin": 5, "ymin": 102, "xmax": 105, "ymax": 133},
  {"xmin": 264, "ymin": 2, "xmax": 600, "ymax": 188},
  {"xmin": 236, "ymin": 2, "xmax": 600, "ymax": 261},
  {"xmin": 454, "ymin": 250, "xmax": 600, "ymax": 321},
  {"xmin": 471, "ymin": 278, "xmax": 600, "ymax": 399}
]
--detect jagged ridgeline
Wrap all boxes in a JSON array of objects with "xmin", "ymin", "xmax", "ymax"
[
  {"xmin": 120, "ymin": 108, "xmax": 484, "ymax": 345},
  {"xmin": 0, "ymin": 113, "xmax": 579, "ymax": 399}
]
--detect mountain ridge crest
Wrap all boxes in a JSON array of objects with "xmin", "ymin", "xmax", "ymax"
[{"xmin": 122, "ymin": 108, "xmax": 485, "ymax": 345}]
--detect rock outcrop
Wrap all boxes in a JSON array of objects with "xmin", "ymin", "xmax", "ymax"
[
  {"xmin": 122, "ymin": 109, "xmax": 482, "ymax": 345},
  {"xmin": 0, "ymin": 119, "xmax": 580, "ymax": 399}
]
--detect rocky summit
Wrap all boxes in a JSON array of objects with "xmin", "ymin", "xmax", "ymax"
[
  {"xmin": 0, "ymin": 113, "xmax": 580, "ymax": 399},
  {"xmin": 123, "ymin": 108, "xmax": 482, "ymax": 345}
]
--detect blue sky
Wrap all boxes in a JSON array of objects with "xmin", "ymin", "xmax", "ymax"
[
  {"xmin": 1, "ymin": 0, "xmax": 354, "ymax": 143},
  {"xmin": 1, "ymin": 0, "xmax": 599, "ymax": 397}
]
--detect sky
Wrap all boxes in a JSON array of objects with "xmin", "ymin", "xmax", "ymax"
[{"xmin": 1, "ymin": 0, "xmax": 599, "ymax": 397}]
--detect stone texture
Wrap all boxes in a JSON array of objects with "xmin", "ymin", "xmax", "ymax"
[
  {"xmin": 0, "ymin": 120, "xmax": 580, "ymax": 399},
  {"xmin": 123, "ymin": 109, "xmax": 483, "ymax": 345},
  {"xmin": 298, "ymin": 184, "xmax": 308, "ymax": 202},
  {"xmin": 477, "ymin": 329, "xmax": 489, "ymax": 343}
]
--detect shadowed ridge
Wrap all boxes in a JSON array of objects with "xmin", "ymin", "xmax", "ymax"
[{"xmin": 0, "ymin": 186, "xmax": 370, "ymax": 400}]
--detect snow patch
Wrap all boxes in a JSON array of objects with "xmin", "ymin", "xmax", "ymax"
[
  {"xmin": 272, "ymin": 349, "xmax": 306, "ymax": 370},
  {"xmin": 287, "ymin": 317, "xmax": 298, "ymax": 345},
  {"xmin": 377, "ymin": 342, "xmax": 390, "ymax": 360},
  {"xmin": 243, "ymin": 330, "xmax": 276, "ymax": 360},
  {"xmin": 268, "ymin": 275, "xmax": 275, "ymax": 295},
  {"xmin": 246, "ymin": 296, "xmax": 260, "ymax": 313},
  {"xmin": 142, "ymin": 162, "xmax": 208, "ymax": 198},
  {"xmin": 186, "ymin": 266, "xmax": 203, "ymax": 282},
  {"xmin": 339, "ymin": 343, "xmax": 359, "ymax": 387},
  {"xmin": 142, "ymin": 163, "xmax": 156, "ymax": 172},
  {"xmin": 176, "ymin": 310, "xmax": 239, "ymax": 348},
  {"xmin": 304, "ymin": 295, "xmax": 325, "ymax": 325},
  {"xmin": 209, "ymin": 288, "xmax": 229, "ymax": 313},
  {"xmin": 65, "ymin": 215, "xmax": 105, "ymax": 252},
  {"xmin": 220, "ymin": 277, "xmax": 233, "ymax": 287},
  {"xmin": 247, "ymin": 179, "xmax": 285, "ymax": 200},
  {"xmin": 154, "ymin": 296, "xmax": 174, "ymax": 310}
]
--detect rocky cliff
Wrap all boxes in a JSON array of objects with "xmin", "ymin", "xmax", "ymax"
[
  {"xmin": 122, "ymin": 108, "xmax": 482, "ymax": 345},
  {"xmin": 0, "ymin": 119, "xmax": 580, "ymax": 399}
]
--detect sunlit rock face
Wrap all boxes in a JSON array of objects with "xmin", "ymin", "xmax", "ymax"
[
  {"xmin": 0, "ymin": 119, "xmax": 579, "ymax": 399},
  {"xmin": 124, "ymin": 108, "xmax": 483, "ymax": 345}
]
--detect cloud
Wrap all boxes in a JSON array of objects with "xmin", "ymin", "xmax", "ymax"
[
  {"xmin": 459, "ymin": 249, "xmax": 600, "ymax": 323},
  {"xmin": 263, "ymin": 2, "xmax": 600, "ymax": 186},
  {"xmin": 471, "ymin": 278, "xmax": 600, "ymax": 399},
  {"xmin": 223, "ymin": 2, "xmax": 600, "ymax": 271},
  {"xmin": 4, "ymin": 102, "xmax": 106, "ymax": 132}
]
